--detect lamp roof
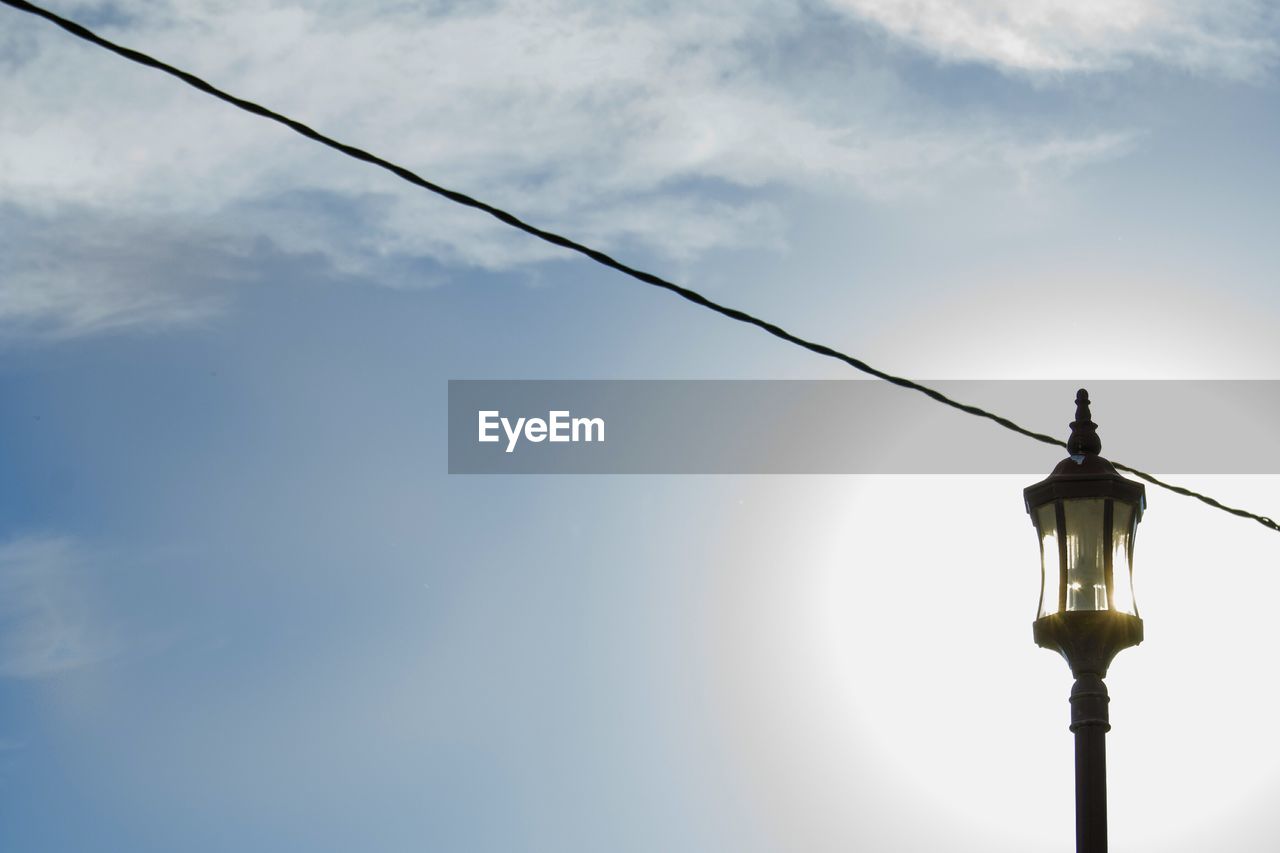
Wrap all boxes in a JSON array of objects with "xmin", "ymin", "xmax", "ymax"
[{"xmin": 1023, "ymin": 389, "xmax": 1146, "ymax": 513}]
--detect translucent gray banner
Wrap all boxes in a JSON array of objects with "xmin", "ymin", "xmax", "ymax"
[{"xmin": 447, "ymin": 380, "xmax": 1280, "ymax": 474}]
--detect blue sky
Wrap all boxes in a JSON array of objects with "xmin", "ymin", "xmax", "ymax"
[{"xmin": 3, "ymin": 2, "xmax": 1280, "ymax": 851}]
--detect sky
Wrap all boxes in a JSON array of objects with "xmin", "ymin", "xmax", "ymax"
[{"xmin": 2, "ymin": 1, "xmax": 1280, "ymax": 850}]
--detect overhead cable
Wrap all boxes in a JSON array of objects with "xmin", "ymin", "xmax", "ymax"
[{"xmin": 4, "ymin": 0, "xmax": 1275, "ymax": 533}]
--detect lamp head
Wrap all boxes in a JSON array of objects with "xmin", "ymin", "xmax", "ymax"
[{"xmin": 1024, "ymin": 389, "xmax": 1146, "ymax": 676}]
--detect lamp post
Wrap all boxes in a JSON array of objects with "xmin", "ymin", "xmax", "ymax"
[{"xmin": 1024, "ymin": 389, "xmax": 1146, "ymax": 853}]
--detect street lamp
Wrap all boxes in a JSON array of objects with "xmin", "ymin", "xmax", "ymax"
[{"xmin": 1024, "ymin": 389, "xmax": 1146, "ymax": 853}]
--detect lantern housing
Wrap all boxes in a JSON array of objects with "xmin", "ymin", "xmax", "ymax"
[{"xmin": 1024, "ymin": 389, "xmax": 1145, "ymax": 676}]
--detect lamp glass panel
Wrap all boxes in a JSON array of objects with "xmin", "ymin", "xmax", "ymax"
[
  {"xmin": 1110, "ymin": 501, "xmax": 1138, "ymax": 616},
  {"xmin": 1036, "ymin": 502, "xmax": 1061, "ymax": 618},
  {"xmin": 1064, "ymin": 498, "xmax": 1108, "ymax": 611}
]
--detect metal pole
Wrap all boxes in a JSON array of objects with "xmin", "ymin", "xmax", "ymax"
[{"xmin": 1069, "ymin": 673, "xmax": 1110, "ymax": 853}]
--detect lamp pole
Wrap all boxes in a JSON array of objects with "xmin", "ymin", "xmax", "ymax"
[
  {"xmin": 1071, "ymin": 671, "xmax": 1110, "ymax": 853},
  {"xmin": 1023, "ymin": 390, "xmax": 1147, "ymax": 853}
]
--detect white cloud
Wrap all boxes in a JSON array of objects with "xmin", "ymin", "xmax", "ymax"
[
  {"xmin": 0, "ymin": 536, "xmax": 117, "ymax": 678},
  {"xmin": 833, "ymin": 0, "xmax": 1278, "ymax": 77},
  {"xmin": 0, "ymin": 205, "xmax": 237, "ymax": 337},
  {"xmin": 0, "ymin": 1, "xmax": 1151, "ymax": 333}
]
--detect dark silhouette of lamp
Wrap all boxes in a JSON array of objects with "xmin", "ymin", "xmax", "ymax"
[{"xmin": 1024, "ymin": 389, "xmax": 1146, "ymax": 853}]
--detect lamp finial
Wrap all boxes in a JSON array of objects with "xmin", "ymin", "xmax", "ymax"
[{"xmin": 1067, "ymin": 388, "xmax": 1102, "ymax": 456}]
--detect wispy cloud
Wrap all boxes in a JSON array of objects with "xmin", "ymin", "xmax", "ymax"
[
  {"xmin": 0, "ymin": 204, "xmax": 238, "ymax": 338},
  {"xmin": 0, "ymin": 536, "xmax": 117, "ymax": 678},
  {"xmin": 833, "ymin": 0, "xmax": 1279, "ymax": 78},
  {"xmin": 0, "ymin": 1, "xmax": 1183, "ymax": 334}
]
